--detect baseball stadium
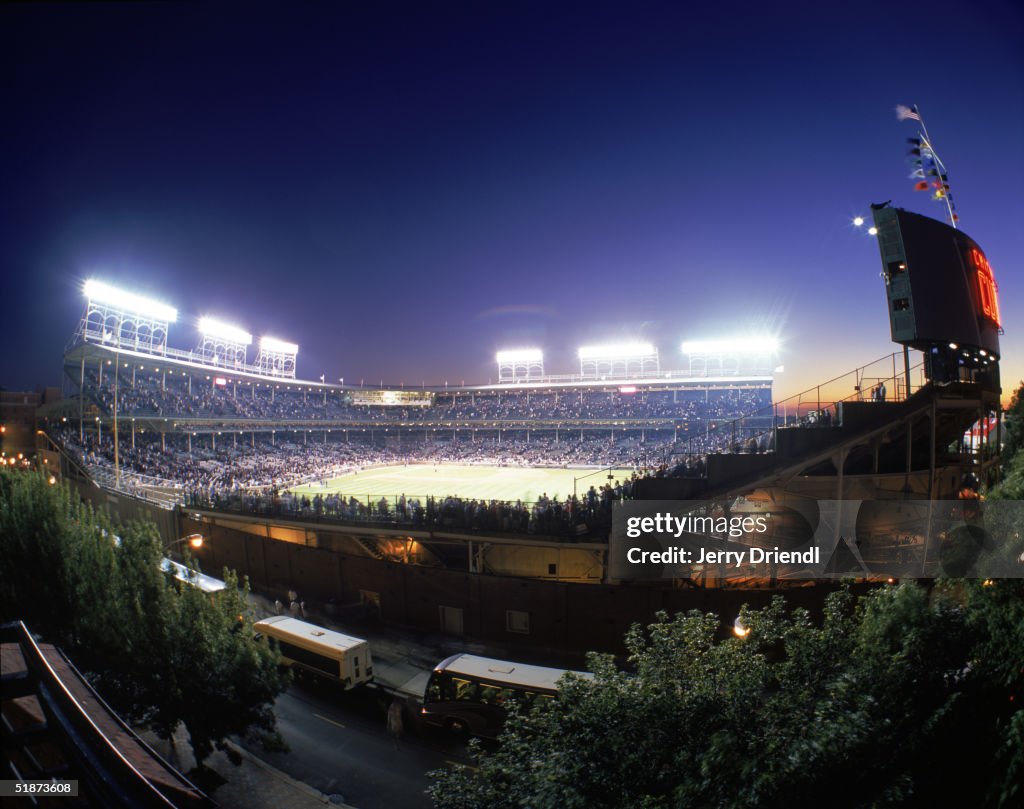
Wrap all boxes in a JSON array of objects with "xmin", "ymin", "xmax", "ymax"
[{"xmin": 11, "ymin": 204, "xmax": 998, "ymax": 656}]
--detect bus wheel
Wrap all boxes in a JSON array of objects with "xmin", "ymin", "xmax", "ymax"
[{"xmin": 444, "ymin": 717, "xmax": 469, "ymax": 738}]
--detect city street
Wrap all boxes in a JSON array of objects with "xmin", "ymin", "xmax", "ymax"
[{"xmin": 238, "ymin": 676, "xmax": 476, "ymax": 809}]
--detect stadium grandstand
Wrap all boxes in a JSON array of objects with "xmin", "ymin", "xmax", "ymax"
[{"xmin": 51, "ymin": 280, "xmax": 776, "ymax": 523}]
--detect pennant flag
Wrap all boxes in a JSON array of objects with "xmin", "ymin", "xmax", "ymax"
[
  {"xmin": 909, "ymin": 168, "xmax": 925, "ymax": 179},
  {"xmin": 896, "ymin": 104, "xmax": 921, "ymax": 121},
  {"xmin": 914, "ymin": 181, "xmax": 930, "ymax": 191}
]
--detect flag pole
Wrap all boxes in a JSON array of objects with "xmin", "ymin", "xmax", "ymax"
[
  {"xmin": 901, "ymin": 104, "xmax": 958, "ymax": 229},
  {"xmin": 916, "ymin": 110, "xmax": 958, "ymax": 229}
]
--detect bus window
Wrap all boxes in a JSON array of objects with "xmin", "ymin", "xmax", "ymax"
[
  {"xmin": 425, "ymin": 673, "xmax": 443, "ymax": 703},
  {"xmin": 479, "ymin": 685, "xmax": 500, "ymax": 705},
  {"xmin": 453, "ymin": 677, "xmax": 479, "ymax": 701}
]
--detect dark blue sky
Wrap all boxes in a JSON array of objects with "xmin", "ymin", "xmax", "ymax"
[{"xmin": 3, "ymin": 0, "xmax": 1022, "ymax": 397}]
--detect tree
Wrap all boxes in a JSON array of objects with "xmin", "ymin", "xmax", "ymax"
[
  {"xmin": 999, "ymin": 381, "xmax": 1024, "ymax": 466},
  {"xmin": 149, "ymin": 566, "xmax": 288, "ymax": 764},
  {"xmin": 0, "ymin": 469, "xmax": 287, "ymax": 766},
  {"xmin": 430, "ymin": 583, "xmax": 1022, "ymax": 809},
  {"xmin": 0, "ymin": 470, "xmax": 90, "ymax": 640}
]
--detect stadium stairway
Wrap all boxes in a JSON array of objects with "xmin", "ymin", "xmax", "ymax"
[{"xmin": 635, "ymin": 380, "xmax": 996, "ymax": 502}]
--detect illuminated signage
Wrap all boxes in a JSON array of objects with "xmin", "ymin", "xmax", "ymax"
[
  {"xmin": 619, "ymin": 385, "xmax": 637, "ymax": 394},
  {"xmin": 350, "ymin": 390, "xmax": 434, "ymax": 407},
  {"xmin": 214, "ymin": 377, "xmax": 228, "ymax": 386},
  {"xmin": 969, "ymin": 248, "xmax": 1001, "ymax": 327}
]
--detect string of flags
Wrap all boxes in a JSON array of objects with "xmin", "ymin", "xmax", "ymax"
[{"xmin": 897, "ymin": 104, "xmax": 959, "ymax": 227}]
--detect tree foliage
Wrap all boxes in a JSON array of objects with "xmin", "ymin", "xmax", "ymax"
[
  {"xmin": 0, "ymin": 469, "xmax": 287, "ymax": 765},
  {"xmin": 430, "ymin": 582, "xmax": 1023, "ymax": 809},
  {"xmin": 1000, "ymin": 381, "xmax": 1024, "ymax": 466}
]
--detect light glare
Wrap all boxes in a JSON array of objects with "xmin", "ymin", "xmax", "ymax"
[
  {"xmin": 259, "ymin": 336, "xmax": 299, "ymax": 354},
  {"xmin": 83, "ymin": 279, "xmax": 178, "ymax": 322},
  {"xmin": 199, "ymin": 317, "xmax": 253, "ymax": 345},
  {"xmin": 578, "ymin": 342, "xmax": 656, "ymax": 360},
  {"xmin": 682, "ymin": 337, "xmax": 779, "ymax": 355},
  {"xmin": 496, "ymin": 348, "xmax": 543, "ymax": 363}
]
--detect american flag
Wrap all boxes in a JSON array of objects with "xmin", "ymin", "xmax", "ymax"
[{"xmin": 896, "ymin": 104, "xmax": 921, "ymax": 122}]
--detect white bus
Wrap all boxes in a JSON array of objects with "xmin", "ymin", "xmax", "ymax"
[
  {"xmin": 159, "ymin": 558, "xmax": 227, "ymax": 593},
  {"xmin": 254, "ymin": 616, "xmax": 373, "ymax": 689},
  {"xmin": 421, "ymin": 653, "xmax": 591, "ymax": 738}
]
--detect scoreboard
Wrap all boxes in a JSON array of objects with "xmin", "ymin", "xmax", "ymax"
[{"xmin": 871, "ymin": 206, "xmax": 1001, "ymax": 385}]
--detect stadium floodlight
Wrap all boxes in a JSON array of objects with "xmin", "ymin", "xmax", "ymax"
[
  {"xmin": 578, "ymin": 342, "xmax": 656, "ymax": 360},
  {"xmin": 259, "ymin": 336, "xmax": 299, "ymax": 354},
  {"xmin": 681, "ymin": 337, "xmax": 780, "ymax": 355},
  {"xmin": 496, "ymin": 348, "xmax": 543, "ymax": 364},
  {"xmin": 198, "ymin": 316, "xmax": 252, "ymax": 345},
  {"xmin": 83, "ymin": 279, "xmax": 178, "ymax": 323}
]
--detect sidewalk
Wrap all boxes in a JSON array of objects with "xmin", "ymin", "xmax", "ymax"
[{"xmin": 142, "ymin": 726, "xmax": 356, "ymax": 809}]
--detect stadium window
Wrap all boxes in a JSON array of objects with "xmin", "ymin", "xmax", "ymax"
[
  {"xmin": 893, "ymin": 298, "xmax": 910, "ymax": 312},
  {"xmin": 506, "ymin": 609, "xmax": 531, "ymax": 635},
  {"xmin": 547, "ymin": 563, "xmax": 557, "ymax": 576}
]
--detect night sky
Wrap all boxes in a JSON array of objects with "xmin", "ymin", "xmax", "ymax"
[{"xmin": 3, "ymin": 1, "xmax": 1022, "ymax": 400}]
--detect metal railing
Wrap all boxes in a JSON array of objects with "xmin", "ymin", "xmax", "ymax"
[{"xmin": 665, "ymin": 351, "xmax": 929, "ymax": 469}]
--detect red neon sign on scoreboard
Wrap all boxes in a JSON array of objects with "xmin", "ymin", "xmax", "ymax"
[{"xmin": 969, "ymin": 248, "xmax": 1001, "ymax": 327}]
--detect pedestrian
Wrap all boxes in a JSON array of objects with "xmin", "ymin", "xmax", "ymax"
[
  {"xmin": 289, "ymin": 600, "xmax": 301, "ymax": 617},
  {"xmin": 387, "ymin": 700, "xmax": 405, "ymax": 749},
  {"xmin": 274, "ymin": 598, "xmax": 283, "ymax": 614}
]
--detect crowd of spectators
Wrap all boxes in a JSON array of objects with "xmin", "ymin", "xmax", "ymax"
[
  {"xmin": 52, "ymin": 426, "xmax": 658, "ymax": 537},
  {"xmin": 56, "ymin": 368, "xmax": 782, "ymax": 536},
  {"xmin": 193, "ymin": 478, "xmax": 636, "ymax": 540},
  {"xmin": 82, "ymin": 367, "xmax": 772, "ymax": 425},
  {"xmin": 54, "ymin": 426, "xmax": 673, "ymax": 493}
]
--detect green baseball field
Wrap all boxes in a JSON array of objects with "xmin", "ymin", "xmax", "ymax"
[{"xmin": 287, "ymin": 464, "xmax": 635, "ymax": 504}]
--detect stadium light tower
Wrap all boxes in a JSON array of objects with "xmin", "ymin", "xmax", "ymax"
[
  {"xmin": 78, "ymin": 279, "xmax": 178, "ymax": 355},
  {"xmin": 496, "ymin": 349, "xmax": 544, "ymax": 383},
  {"xmin": 578, "ymin": 342, "xmax": 658, "ymax": 378},
  {"xmin": 196, "ymin": 316, "xmax": 252, "ymax": 369},
  {"xmin": 681, "ymin": 336, "xmax": 779, "ymax": 376},
  {"xmin": 255, "ymin": 335, "xmax": 298, "ymax": 378}
]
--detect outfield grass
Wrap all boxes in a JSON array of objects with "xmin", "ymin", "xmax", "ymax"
[{"xmin": 287, "ymin": 463, "xmax": 635, "ymax": 503}]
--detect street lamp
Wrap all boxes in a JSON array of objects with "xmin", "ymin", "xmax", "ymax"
[{"xmin": 169, "ymin": 533, "xmax": 204, "ymax": 551}]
